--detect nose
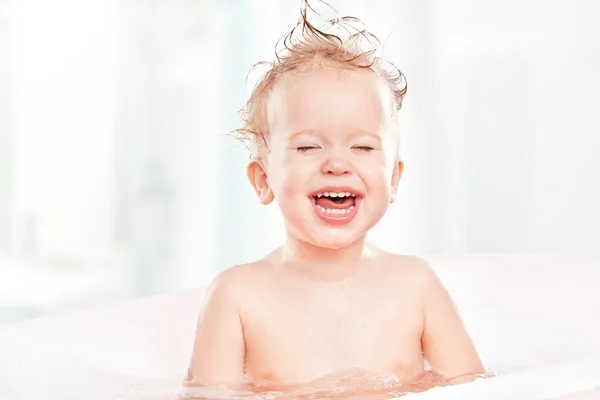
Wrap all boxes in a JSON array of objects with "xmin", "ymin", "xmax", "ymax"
[{"xmin": 321, "ymin": 154, "xmax": 352, "ymax": 175}]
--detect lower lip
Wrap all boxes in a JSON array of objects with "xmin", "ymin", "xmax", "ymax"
[{"xmin": 310, "ymin": 198, "xmax": 360, "ymax": 226}]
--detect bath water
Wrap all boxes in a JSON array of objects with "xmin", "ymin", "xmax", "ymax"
[{"xmin": 178, "ymin": 368, "xmax": 473, "ymax": 399}]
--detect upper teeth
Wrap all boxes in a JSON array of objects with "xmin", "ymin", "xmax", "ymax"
[{"xmin": 315, "ymin": 192, "xmax": 356, "ymax": 198}]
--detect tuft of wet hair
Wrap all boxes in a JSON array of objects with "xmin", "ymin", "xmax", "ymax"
[{"xmin": 234, "ymin": 0, "xmax": 407, "ymax": 157}]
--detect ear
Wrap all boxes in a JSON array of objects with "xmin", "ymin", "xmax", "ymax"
[
  {"xmin": 390, "ymin": 159, "xmax": 404, "ymax": 204},
  {"xmin": 247, "ymin": 158, "xmax": 274, "ymax": 205}
]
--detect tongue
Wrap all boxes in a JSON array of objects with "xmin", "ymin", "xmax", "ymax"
[{"xmin": 315, "ymin": 197, "xmax": 354, "ymax": 209}]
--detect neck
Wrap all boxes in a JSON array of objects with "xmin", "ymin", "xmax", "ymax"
[{"xmin": 277, "ymin": 234, "xmax": 373, "ymax": 282}]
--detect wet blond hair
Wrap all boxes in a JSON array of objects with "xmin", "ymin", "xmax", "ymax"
[{"xmin": 235, "ymin": 0, "xmax": 407, "ymax": 158}]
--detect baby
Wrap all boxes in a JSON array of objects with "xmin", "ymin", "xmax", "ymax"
[{"xmin": 187, "ymin": 0, "xmax": 483, "ymax": 393}]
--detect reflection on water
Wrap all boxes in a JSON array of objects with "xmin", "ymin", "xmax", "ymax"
[{"xmin": 179, "ymin": 368, "xmax": 482, "ymax": 399}]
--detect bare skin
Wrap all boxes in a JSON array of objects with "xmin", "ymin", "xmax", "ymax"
[
  {"xmin": 188, "ymin": 66, "xmax": 484, "ymax": 392},
  {"xmin": 188, "ymin": 245, "xmax": 483, "ymax": 388}
]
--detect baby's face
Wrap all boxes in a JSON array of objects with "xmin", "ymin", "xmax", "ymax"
[{"xmin": 259, "ymin": 67, "xmax": 402, "ymax": 250}]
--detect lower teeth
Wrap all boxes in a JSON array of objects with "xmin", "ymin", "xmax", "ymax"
[{"xmin": 318, "ymin": 205, "xmax": 355, "ymax": 215}]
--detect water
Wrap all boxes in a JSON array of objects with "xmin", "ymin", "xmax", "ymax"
[
  {"xmin": 0, "ymin": 329, "xmax": 492, "ymax": 400},
  {"xmin": 179, "ymin": 369, "xmax": 463, "ymax": 400}
]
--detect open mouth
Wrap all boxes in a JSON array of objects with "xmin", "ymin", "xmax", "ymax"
[
  {"xmin": 309, "ymin": 189, "xmax": 362, "ymax": 225},
  {"xmin": 312, "ymin": 191, "xmax": 357, "ymax": 214}
]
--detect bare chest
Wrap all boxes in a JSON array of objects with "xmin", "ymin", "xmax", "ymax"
[{"xmin": 242, "ymin": 283, "xmax": 424, "ymax": 383}]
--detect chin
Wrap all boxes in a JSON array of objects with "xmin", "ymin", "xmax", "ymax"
[
  {"xmin": 283, "ymin": 204, "xmax": 378, "ymax": 251},
  {"xmin": 310, "ymin": 230, "xmax": 365, "ymax": 250}
]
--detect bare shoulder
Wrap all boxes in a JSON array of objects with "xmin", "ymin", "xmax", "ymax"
[
  {"xmin": 377, "ymin": 251, "xmax": 438, "ymax": 282},
  {"xmin": 205, "ymin": 258, "xmax": 273, "ymax": 300},
  {"xmin": 370, "ymin": 250, "xmax": 445, "ymax": 300}
]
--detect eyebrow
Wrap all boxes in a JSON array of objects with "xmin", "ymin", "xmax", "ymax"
[
  {"xmin": 289, "ymin": 128, "xmax": 382, "ymax": 141},
  {"xmin": 288, "ymin": 129, "xmax": 318, "ymax": 140}
]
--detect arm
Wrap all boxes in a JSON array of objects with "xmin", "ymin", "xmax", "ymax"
[
  {"xmin": 420, "ymin": 268, "xmax": 484, "ymax": 384},
  {"xmin": 187, "ymin": 270, "xmax": 246, "ymax": 386}
]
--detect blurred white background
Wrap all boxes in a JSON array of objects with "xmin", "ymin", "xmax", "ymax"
[{"xmin": 0, "ymin": 0, "xmax": 599, "ymax": 324}]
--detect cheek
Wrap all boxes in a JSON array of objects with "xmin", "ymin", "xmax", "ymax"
[
  {"xmin": 283, "ymin": 165, "xmax": 308, "ymax": 196},
  {"xmin": 362, "ymin": 153, "xmax": 393, "ymax": 179},
  {"xmin": 269, "ymin": 162, "xmax": 306, "ymax": 199},
  {"xmin": 362, "ymin": 164, "xmax": 395, "ymax": 197}
]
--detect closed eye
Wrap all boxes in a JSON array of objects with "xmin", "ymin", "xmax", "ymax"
[
  {"xmin": 353, "ymin": 146, "xmax": 374, "ymax": 152},
  {"xmin": 297, "ymin": 146, "xmax": 320, "ymax": 153}
]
